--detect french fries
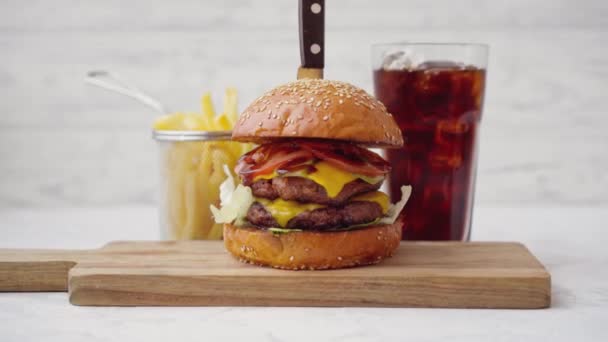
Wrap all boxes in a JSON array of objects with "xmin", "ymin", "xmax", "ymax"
[{"xmin": 154, "ymin": 89, "xmax": 250, "ymax": 240}]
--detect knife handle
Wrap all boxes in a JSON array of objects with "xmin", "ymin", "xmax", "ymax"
[{"xmin": 299, "ymin": 0, "xmax": 325, "ymax": 70}]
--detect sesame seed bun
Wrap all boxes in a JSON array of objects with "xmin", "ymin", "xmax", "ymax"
[
  {"xmin": 232, "ymin": 79, "xmax": 404, "ymax": 148},
  {"xmin": 223, "ymin": 221, "xmax": 402, "ymax": 270}
]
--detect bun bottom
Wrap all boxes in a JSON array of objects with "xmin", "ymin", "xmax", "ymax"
[{"xmin": 223, "ymin": 222, "xmax": 402, "ymax": 270}]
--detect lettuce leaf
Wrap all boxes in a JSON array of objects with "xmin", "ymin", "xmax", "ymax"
[
  {"xmin": 211, "ymin": 169, "xmax": 412, "ymax": 234},
  {"xmin": 210, "ymin": 165, "xmax": 254, "ymax": 224},
  {"xmin": 268, "ymin": 227, "xmax": 303, "ymax": 235},
  {"xmin": 262, "ymin": 185, "xmax": 412, "ymax": 234},
  {"xmin": 379, "ymin": 185, "xmax": 412, "ymax": 225}
]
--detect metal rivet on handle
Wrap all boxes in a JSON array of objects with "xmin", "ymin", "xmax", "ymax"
[
  {"xmin": 310, "ymin": 44, "xmax": 321, "ymax": 54},
  {"xmin": 311, "ymin": 3, "xmax": 322, "ymax": 14}
]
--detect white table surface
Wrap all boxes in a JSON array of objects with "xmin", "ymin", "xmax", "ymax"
[{"xmin": 0, "ymin": 206, "xmax": 607, "ymax": 342}]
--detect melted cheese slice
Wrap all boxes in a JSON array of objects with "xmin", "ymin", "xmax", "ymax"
[
  {"xmin": 254, "ymin": 161, "xmax": 383, "ymax": 198},
  {"xmin": 351, "ymin": 191, "xmax": 390, "ymax": 214},
  {"xmin": 255, "ymin": 198, "xmax": 322, "ymax": 227},
  {"xmin": 254, "ymin": 191, "xmax": 390, "ymax": 228}
]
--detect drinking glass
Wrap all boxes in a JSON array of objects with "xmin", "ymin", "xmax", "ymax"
[{"xmin": 372, "ymin": 43, "xmax": 488, "ymax": 240}]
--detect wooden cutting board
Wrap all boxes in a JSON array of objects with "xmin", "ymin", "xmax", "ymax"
[{"xmin": 0, "ymin": 241, "xmax": 550, "ymax": 308}]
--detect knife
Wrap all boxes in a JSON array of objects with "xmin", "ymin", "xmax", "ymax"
[{"xmin": 297, "ymin": 0, "xmax": 325, "ymax": 79}]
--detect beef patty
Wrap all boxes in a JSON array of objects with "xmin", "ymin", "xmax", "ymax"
[
  {"xmin": 250, "ymin": 177, "xmax": 382, "ymax": 206},
  {"xmin": 246, "ymin": 201, "xmax": 383, "ymax": 231}
]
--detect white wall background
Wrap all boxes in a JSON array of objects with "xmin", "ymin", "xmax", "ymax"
[{"xmin": 0, "ymin": 0, "xmax": 607, "ymax": 208}]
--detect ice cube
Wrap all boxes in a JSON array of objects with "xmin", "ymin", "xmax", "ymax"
[
  {"xmin": 421, "ymin": 179, "xmax": 452, "ymax": 209},
  {"xmin": 435, "ymin": 121, "xmax": 469, "ymax": 146},
  {"xmin": 381, "ymin": 50, "xmax": 424, "ymax": 70},
  {"xmin": 418, "ymin": 60, "xmax": 467, "ymax": 71},
  {"xmin": 428, "ymin": 149, "xmax": 463, "ymax": 169},
  {"xmin": 437, "ymin": 120, "xmax": 470, "ymax": 135}
]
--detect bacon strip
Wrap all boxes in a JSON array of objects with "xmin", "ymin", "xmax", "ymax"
[{"xmin": 236, "ymin": 141, "xmax": 390, "ymax": 184}]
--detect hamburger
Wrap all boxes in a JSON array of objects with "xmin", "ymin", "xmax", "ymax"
[{"xmin": 211, "ymin": 79, "xmax": 411, "ymax": 270}]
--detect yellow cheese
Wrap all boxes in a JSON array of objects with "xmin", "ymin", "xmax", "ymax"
[
  {"xmin": 253, "ymin": 161, "xmax": 383, "ymax": 198},
  {"xmin": 254, "ymin": 191, "xmax": 390, "ymax": 228},
  {"xmin": 351, "ymin": 191, "xmax": 390, "ymax": 214},
  {"xmin": 255, "ymin": 198, "xmax": 322, "ymax": 227},
  {"xmin": 306, "ymin": 162, "xmax": 360, "ymax": 198},
  {"xmin": 254, "ymin": 171, "xmax": 278, "ymax": 181}
]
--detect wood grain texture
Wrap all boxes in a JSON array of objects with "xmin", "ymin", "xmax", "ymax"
[
  {"xmin": 2, "ymin": 208, "xmax": 607, "ymax": 342},
  {"xmin": 0, "ymin": 249, "xmax": 85, "ymax": 291},
  {"xmin": 69, "ymin": 242, "xmax": 550, "ymax": 309},
  {"xmin": 0, "ymin": 240, "xmax": 551, "ymax": 308},
  {"xmin": 0, "ymin": 0, "xmax": 606, "ymax": 208}
]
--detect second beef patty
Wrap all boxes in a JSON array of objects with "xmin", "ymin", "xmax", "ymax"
[
  {"xmin": 250, "ymin": 176, "xmax": 382, "ymax": 206},
  {"xmin": 246, "ymin": 200, "xmax": 383, "ymax": 230}
]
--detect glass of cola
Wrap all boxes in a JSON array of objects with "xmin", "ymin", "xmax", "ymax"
[{"xmin": 372, "ymin": 43, "xmax": 488, "ymax": 241}]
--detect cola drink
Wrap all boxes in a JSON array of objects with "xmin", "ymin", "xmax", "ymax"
[{"xmin": 374, "ymin": 62, "xmax": 486, "ymax": 240}]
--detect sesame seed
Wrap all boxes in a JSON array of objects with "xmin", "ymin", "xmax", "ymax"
[
  {"xmin": 323, "ymin": 115, "xmax": 329, "ymax": 121},
  {"xmin": 315, "ymin": 101, "xmax": 322, "ymax": 107},
  {"xmin": 338, "ymin": 99, "xmax": 344, "ymax": 104},
  {"xmin": 337, "ymin": 256, "xmax": 343, "ymax": 261},
  {"xmin": 258, "ymin": 122, "xmax": 263, "ymax": 127},
  {"xmin": 272, "ymin": 114, "xmax": 278, "ymax": 119},
  {"xmin": 377, "ymin": 235, "xmax": 382, "ymax": 240},
  {"xmin": 292, "ymin": 130, "xmax": 297, "ymax": 135},
  {"xmin": 289, "ymin": 256, "xmax": 294, "ymax": 262}
]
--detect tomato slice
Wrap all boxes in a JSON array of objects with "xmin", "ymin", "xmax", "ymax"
[
  {"xmin": 248, "ymin": 149, "xmax": 312, "ymax": 176},
  {"xmin": 301, "ymin": 143, "xmax": 389, "ymax": 177},
  {"xmin": 235, "ymin": 140, "xmax": 390, "ymax": 183},
  {"xmin": 236, "ymin": 144, "xmax": 314, "ymax": 183}
]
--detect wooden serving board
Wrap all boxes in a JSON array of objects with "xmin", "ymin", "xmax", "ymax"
[{"xmin": 0, "ymin": 241, "xmax": 550, "ymax": 308}]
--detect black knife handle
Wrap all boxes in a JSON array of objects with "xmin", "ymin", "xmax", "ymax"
[{"xmin": 299, "ymin": 0, "xmax": 325, "ymax": 68}]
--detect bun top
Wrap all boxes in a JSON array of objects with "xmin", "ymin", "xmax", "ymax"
[{"xmin": 232, "ymin": 79, "xmax": 404, "ymax": 148}]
